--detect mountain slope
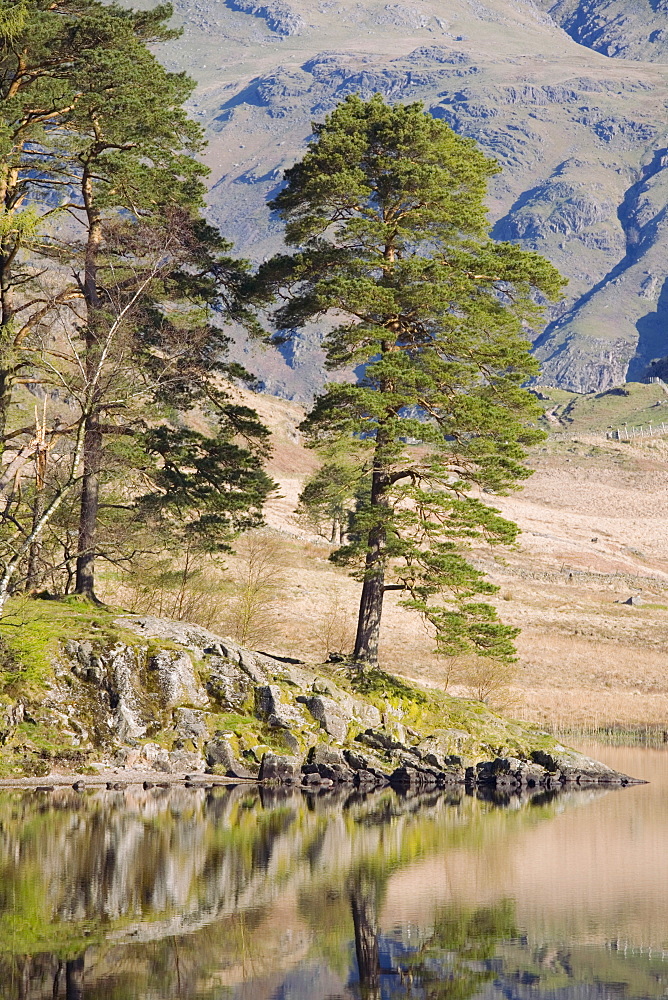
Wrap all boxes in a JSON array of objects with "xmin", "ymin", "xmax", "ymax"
[
  {"xmin": 535, "ymin": 0, "xmax": 668, "ymax": 62},
  {"xmin": 151, "ymin": 0, "xmax": 668, "ymax": 396}
]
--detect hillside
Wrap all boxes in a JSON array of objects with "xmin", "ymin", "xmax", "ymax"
[
  {"xmin": 535, "ymin": 0, "xmax": 668, "ymax": 62},
  {"xmin": 137, "ymin": 0, "xmax": 668, "ymax": 398},
  {"xmin": 98, "ymin": 383, "xmax": 668, "ymax": 735}
]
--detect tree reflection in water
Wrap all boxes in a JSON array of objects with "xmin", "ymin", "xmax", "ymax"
[
  {"xmin": 0, "ymin": 781, "xmax": 653, "ymax": 999},
  {"xmin": 348, "ymin": 868, "xmax": 516, "ymax": 1000}
]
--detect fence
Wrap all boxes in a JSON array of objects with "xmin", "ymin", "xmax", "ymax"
[{"xmin": 609, "ymin": 423, "xmax": 668, "ymax": 440}]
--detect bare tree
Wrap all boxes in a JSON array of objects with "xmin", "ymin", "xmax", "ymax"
[{"xmin": 222, "ymin": 532, "xmax": 285, "ymax": 647}]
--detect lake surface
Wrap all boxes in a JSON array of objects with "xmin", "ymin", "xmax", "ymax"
[{"xmin": 0, "ymin": 743, "xmax": 665, "ymax": 999}]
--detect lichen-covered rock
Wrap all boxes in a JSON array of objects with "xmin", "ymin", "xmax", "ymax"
[
  {"xmin": 297, "ymin": 694, "xmax": 348, "ymax": 741},
  {"xmin": 417, "ymin": 730, "xmax": 472, "ymax": 758},
  {"xmin": 531, "ymin": 747, "xmax": 631, "ymax": 784},
  {"xmin": 0, "ymin": 698, "xmax": 23, "ymax": 744},
  {"xmin": 307, "ymin": 745, "xmax": 348, "ymax": 768},
  {"xmin": 173, "ymin": 708, "xmax": 210, "ymax": 744},
  {"xmin": 148, "ymin": 650, "xmax": 208, "ymax": 710},
  {"xmin": 107, "ymin": 645, "xmax": 149, "ymax": 741},
  {"xmin": 164, "ymin": 749, "xmax": 205, "ymax": 773},
  {"xmin": 205, "ymin": 657, "xmax": 256, "ymax": 711},
  {"xmin": 258, "ymin": 752, "xmax": 301, "ymax": 782},
  {"xmin": 390, "ymin": 766, "xmax": 437, "ymax": 790},
  {"xmin": 205, "ymin": 737, "xmax": 236, "ymax": 770},
  {"xmin": 254, "ymin": 685, "xmax": 305, "ymax": 730},
  {"xmin": 303, "ymin": 744, "xmax": 355, "ymax": 782},
  {"xmin": 355, "ymin": 727, "xmax": 406, "ymax": 752},
  {"xmin": 202, "ymin": 736, "xmax": 252, "ymax": 776}
]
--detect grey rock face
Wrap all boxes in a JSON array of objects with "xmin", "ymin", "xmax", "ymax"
[
  {"xmin": 255, "ymin": 685, "xmax": 306, "ymax": 729},
  {"xmin": 530, "ymin": 747, "xmax": 633, "ymax": 783},
  {"xmin": 0, "ymin": 698, "xmax": 24, "ymax": 743},
  {"xmin": 205, "ymin": 656, "xmax": 257, "ymax": 711},
  {"xmin": 534, "ymin": 0, "xmax": 668, "ymax": 63},
  {"xmin": 204, "ymin": 737, "xmax": 256, "ymax": 777},
  {"xmin": 164, "ymin": 749, "xmax": 206, "ymax": 773},
  {"xmin": 176, "ymin": 0, "xmax": 668, "ymax": 397},
  {"xmin": 258, "ymin": 752, "xmax": 301, "ymax": 781},
  {"xmin": 149, "ymin": 650, "xmax": 208, "ymax": 710},
  {"xmin": 356, "ymin": 728, "xmax": 408, "ymax": 752},
  {"xmin": 105, "ymin": 645, "xmax": 148, "ymax": 742},
  {"xmin": 205, "ymin": 738, "xmax": 237, "ymax": 769},
  {"xmin": 296, "ymin": 694, "xmax": 348, "ymax": 740},
  {"xmin": 173, "ymin": 708, "xmax": 210, "ymax": 744},
  {"xmin": 227, "ymin": 0, "xmax": 305, "ymax": 35},
  {"xmin": 116, "ymin": 617, "xmax": 266, "ymax": 677}
]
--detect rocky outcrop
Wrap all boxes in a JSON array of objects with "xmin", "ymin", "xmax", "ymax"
[
  {"xmin": 226, "ymin": 0, "xmax": 305, "ymax": 35},
  {"xmin": 3, "ymin": 611, "xmax": 638, "ymax": 792},
  {"xmin": 534, "ymin": 0, "xmax": 668, "ymax": 63},
  {"xmin": 149, "ymin": 650, "xmax": 208, "ymax": 709}
]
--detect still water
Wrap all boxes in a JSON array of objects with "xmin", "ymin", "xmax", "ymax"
[{"xmin": 0, "ymin": 744, "xmax": 665, "ymax": 999}]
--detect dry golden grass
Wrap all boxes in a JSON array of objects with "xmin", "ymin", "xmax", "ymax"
[{"xmin": 105, "ymin": 389, "xmax": 668, "ymax": 730}]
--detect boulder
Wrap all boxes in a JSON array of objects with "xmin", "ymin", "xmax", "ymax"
[
  {"xmin": 343, "ymin": 749, "xmax": 369, "ymax": 771},
  {"xmin": 307, "ymin": 745, "xmax": 347, "ymax": 768},
  {"xmin": 354, "ymin": 769, "xmax": 377, "ymax": 786},
  {"xmin": 389, "ymin": 766, "xmax": 437, "ymax": 791},
  {"xmin": 302, "ymin": 771, "xmax": 325, "ymax": 786},
  {"xmin": 255, "ymin": 685, "xmax": 305, "ymax": 730},
  {"xmin": 173, "ymin": 708, "xmax": 209, "ymax": 744},
  {"xmin": 305, "ymin": 744, "xmax": 354, "ymax": 782},
  {"xmin": 297, "ymin": 695, "xmax": 348, "ymax": 741},
  {"xmin": 205, "ymin": 657, "xmax": 256, "ymax": 712},
  {"xmin": 258, "ymin": 752, "xmax": 301, "ymax": 783},
  {"xmin": 350, "ymin": 697, "xmax": 382, "ymax": 729},
  {"xmin": 355, "ymin": 728, "xmax": 406, "ymax": 752},
  {"xmin": 531, "ymin": 747, "xmax": 635, "ymax": 784},
  {"xmin": 149, "ymin": 650, "xmax": 208, "ymax": 709},
  {"xmin": 422, "ymin": 751, "xmax": 463, "ymax": 770},
  {"xmin": 205, "ymin": 738, "xmax": 236, "ymax": 770},
  {"xmin": 166, "ymin": 749, "xmax": 206, "ymax": 773},
  {"xmin": 204, "ymin": 737, "xmax": 256, "ymax": 778}
]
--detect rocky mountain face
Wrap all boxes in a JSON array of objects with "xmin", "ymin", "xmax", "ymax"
[
  {"xmin": 535, "ymin": 0, "xmax": 668, "ymax": 62},
  {"xmin": 151, "ymin": 0, "xmax": 668, "ymax": 396}
]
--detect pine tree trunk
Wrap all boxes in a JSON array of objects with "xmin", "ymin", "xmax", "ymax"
[
  {"xmin": 350, "ymin": 878, "xmax": 380, "ymax": 997},
  {"xmin": 353, "ymin": 452, "xmax": 389, "ymax": 668},
  {"xmin": 65, "ymin": 955, "xmax": 85, "ymax": 1000},
  {"xmin": 353, "ymin": 541, "xmax": 385, "ymax": 666},
  {"xmin": 74, "ymin": 416, "xmax": 101, "ymax": 599}
]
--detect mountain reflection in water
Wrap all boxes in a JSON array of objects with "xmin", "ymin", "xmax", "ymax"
[{"xmin": 0, "ymin": 744, "xmax": 665, "ymax": 1000}]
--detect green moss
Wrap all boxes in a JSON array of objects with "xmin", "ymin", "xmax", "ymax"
[
  {"xmin": 0, "ymin": 596, "xmax": 140, "ymax": 697},
  {"xmin": 350, "ymin": 666, "xmax": 427, "ymax": 705}
]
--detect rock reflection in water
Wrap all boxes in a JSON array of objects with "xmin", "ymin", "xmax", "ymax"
[{"xmin": 0, "ymin": 779, "xmax": 658, "ymax": 999}]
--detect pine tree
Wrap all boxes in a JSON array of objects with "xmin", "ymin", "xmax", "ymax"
[
  {"xmin": 264, "ymin": 95, "xmax": 565, "ymax": 668},
  {"xmin": 0, "ymin": 1, "xmax": 274, "ymax": 608},
  {"xmin": 0, "ymin": 0, "xmax": 181, "ymax": 450}
]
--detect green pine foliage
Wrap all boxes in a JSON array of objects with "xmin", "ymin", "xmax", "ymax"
[
  {"xmin": 0, "ymin": 0, "xmax": 275, "ymax": 607},
  {"xmin": 263, "ymin": 94, "xmax": 566, "ymax": 667}
]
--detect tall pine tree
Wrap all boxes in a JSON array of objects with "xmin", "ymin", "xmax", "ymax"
[{"xmin": 263, "ymin": 95, "xmax": 565, "ymax": 668}]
